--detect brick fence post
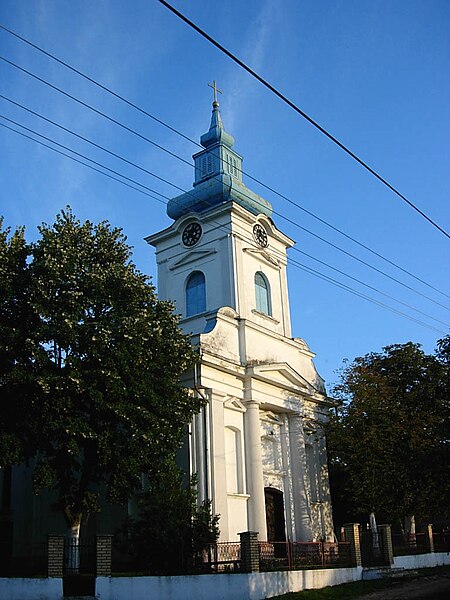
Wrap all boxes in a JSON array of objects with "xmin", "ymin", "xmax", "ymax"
[
  {"xmin": 96, "ymin": 535, "xmax": 113, "ymax": 576},
  {"xmin": 378, "ymin": 524, "xmax": 393, "ymax": 565},
  {"xmin": 424, "ymin": 524, "xmax": 434, "ymax": 553},
  {"xmin": 48, "ymin": 535, "xmax": 64, "ymax": 578},
  {"xmin": 239, "ymin": 531, "xmax": 259, "ymax": 573},
  {"xmin": 342, "ymin": 523, "xmax": 362, "ymax": 567}
]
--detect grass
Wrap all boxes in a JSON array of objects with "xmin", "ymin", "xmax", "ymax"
[{"xmin": 268, "ymin": 565, "xmax": 450, "ymax": 599}]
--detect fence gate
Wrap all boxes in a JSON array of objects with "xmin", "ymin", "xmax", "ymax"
[
  {"xmin": 63, "ymin": 537, "xmax": 95, "ymax": 597},
  {"xmin": 360, "ymin": 529, "xmax": 388, "ymax": 567}
]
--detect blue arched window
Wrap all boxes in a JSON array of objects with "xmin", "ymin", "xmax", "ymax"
[
  {"xmin": 255, "ymin": 271, "xmax": 271, "ymax": 316},
  {"xmin": 186, "ymin": 271, "xmax": 206, "ymax": 317}
]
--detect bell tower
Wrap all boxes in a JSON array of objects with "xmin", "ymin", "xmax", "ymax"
[{"xmin": 146, "ymin": 93, "xmax": 294, "ymax": 340}]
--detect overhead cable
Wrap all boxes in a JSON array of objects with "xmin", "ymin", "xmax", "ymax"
[
  {"xmin": 156, "ymin": 0, "xmax": 450, "ymax": 240},
  {"xmin": 0, "ymin": 25, "xmax": 447, "ymax": 299},
  {"xmin": 1, "ymin": 114, "xmax": 447, "ymax": 335},
  {"xmin": 2, "ymin": 89, "xmax": 448, "ymax": 314}
]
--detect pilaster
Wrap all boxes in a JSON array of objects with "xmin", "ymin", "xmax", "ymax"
[
  {"xmin": 47, "ymin": 535, "xmax": 64, "ymax": 578},
  {"xmin": 378, "ymin": 524, "xmax": 394, "ymax": 565},
  {"xmin": 96, "ymin": 535, "xmax": 112, "ymax": 576},
  {"xmin": 342, "ymin": 523, "xmax": 362, "ymax": 567},
  {"xmin": 239, "ymin": 531, "xmax": 260, "ymax": 572}
]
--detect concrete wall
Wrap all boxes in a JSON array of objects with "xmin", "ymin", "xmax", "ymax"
[
  {"xmin": 96, "ymin": 567, "xmax": 363, "ymax": 600},
  {"xmin": 393, "ymin": 551, "xmax": 450, "ymax": 570},
  {"xmin": 2, "ymin": 553, "xmax": 448, "ymax": 600},
  {"xmin": 0, "ymin": 578, "xmax": 62, "ymax": 600}
]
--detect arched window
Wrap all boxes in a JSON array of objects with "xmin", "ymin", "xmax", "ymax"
[
  {"xmin": 255, "ymin": 271, "xmax": 271, "ymax": 316},
  {"xmin": 186, "ymin": 271, "xmax": 206, "ymax": 317}
]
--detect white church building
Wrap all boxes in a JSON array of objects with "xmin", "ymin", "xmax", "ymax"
[{"xmin": 146, "ymin": 92, "xmax": 335, "ymax": 544}]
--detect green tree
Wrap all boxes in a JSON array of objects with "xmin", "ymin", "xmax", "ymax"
[
  {"xmin": 117, "ymin": 456, "xmax": 219, "ymax": 575},
  {"xmin": 327, "ymin": 340, "xmax": 449, "ymax": 531},
  {"xmin": 0, "ymin": 220, "xmax": 33, "ymax": 467},
  {"xmin": 0, "ymin": 209, "xmax": 201, "ymax": 562}
]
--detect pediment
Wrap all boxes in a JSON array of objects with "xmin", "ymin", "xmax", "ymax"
[
  {"xmin": 169, "ymin": 248, "xmax": 217, "ymax": 270},
  {"xmin": 247, "ymin": 362, "xmax": 317, "ymax": 396},
  {"xmin": 243, "ymin": 247, "xmax": 280, "ymax": 267},
  {"xmin": 261, "ymin": 411, "xmax": 283, "ymax": 424},
  {"xmin": 224, "ymin": 397, "xmax": 246, "ymax": 413}
]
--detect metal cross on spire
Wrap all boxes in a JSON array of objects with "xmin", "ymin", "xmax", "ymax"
[{"xmin": 208, "ymin": 80, "xmax": 222, "ymax": 104}]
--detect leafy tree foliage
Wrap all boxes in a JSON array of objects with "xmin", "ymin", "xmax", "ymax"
[
  {"xmin": 327, "ymin": 340, "xmax": 450, "ymax": 529},
  {"xmin": 116, "ymin": 457, "xmax": 220, "ymax": 574},
  {"xmin": 0, "ymin": 221, "xmax": 37, "ymax": 466},
  {"xmin": 0, "ymin": 209, "xmax": 201, "ymax": 539}
]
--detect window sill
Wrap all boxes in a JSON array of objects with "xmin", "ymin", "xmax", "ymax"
[
  {"xmin": 251, "ymin": 309, "xmax": 279, "ymax": 324},
  {"xmin": 227, "ymin": 493, "xmax": 250, "ymax": 499}
]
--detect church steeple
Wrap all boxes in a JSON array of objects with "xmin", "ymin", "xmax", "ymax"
[
  {"xmin": 166, "ymin": 84, "xmax": 272, "ymax": 220},
  {"xmin": 194, "ymin": 96, "xmax": 240, "ymax": 186},
  {"xmin": 200, "ymin": 104, "xmax": 235, "ymax": 152}
]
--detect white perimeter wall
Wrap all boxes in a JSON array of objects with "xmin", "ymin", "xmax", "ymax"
[
  {"xmin": 393, "ymin": 551, "xmax": 450, "ymax": 570},
  {"xmin": 2, "ymin": 554, "xmax": 450, "ymax": 600},
  {"xmin": 96, "ymin": 567, "xmax": 363, "ymax": 600},
  {"xmin": 0, "ymin": 577, "xmax": 62, "ymax": 600}
]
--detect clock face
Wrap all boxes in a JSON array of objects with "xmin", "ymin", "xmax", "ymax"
[
  {"xmin": 253, "ymin": 223, "xmax": 268, "ymax": 248},
  {"xmin": 182, "ymin": 222, "xmax": 202, "ymax": 247}
]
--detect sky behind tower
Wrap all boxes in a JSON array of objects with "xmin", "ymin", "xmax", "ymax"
[{"xmin": 1, "ymin": 0, "xmax": 449, "ymax": 388}]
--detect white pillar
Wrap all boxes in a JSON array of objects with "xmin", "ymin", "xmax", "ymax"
[
  {"xmin": 244, "ymin": 400, "xmax": 267, "ymax": 540},
  {"xmin": 288, "ymin": 412, "xmax": 313, "ymax": 541}
]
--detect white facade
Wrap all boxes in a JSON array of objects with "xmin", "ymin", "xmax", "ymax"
[{"xmin": 146, "ymin": 98, "xmax": 334, "ymax": 542}]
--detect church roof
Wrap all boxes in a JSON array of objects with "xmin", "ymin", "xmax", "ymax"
[
  {"xmin": 200, "ymin": 100, "xmax": 235, "ymax": 149},
  {"xmin": 166, "ymin": 94, "xmax": 273, "ymax": 220}
]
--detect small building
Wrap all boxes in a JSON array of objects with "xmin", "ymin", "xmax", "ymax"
[{"xmin": 146, "ymin": 94, "xmax": 335, "ymax": 542}]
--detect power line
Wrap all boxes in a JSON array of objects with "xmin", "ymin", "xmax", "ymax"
[
  {"xmin": 0, "ymin": 25, "xmax": 447, "ymax": 301},
  {"xmin": 1, "ymin": 114, "xmax": 447, "ymax": 335},
  {"xmin": 0, "ymin": 23, "xmax": 197, "ymax": 147},
  {"xmin": 2, "ymin": 90, "xmax": 448, "ymax": 315},
  {"xmin": 0, "ymin": 116, "xmax": 169, "ymax": 204},
  {"xmin": 0, "ymin": 121, "xmax": 167, "ymax": 205},
  {"xmin": 157, "ymin": 0, "xmax": 450, "ymax": 241}
]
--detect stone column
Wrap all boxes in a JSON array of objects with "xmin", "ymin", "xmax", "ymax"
[
  {"xmin": 244, "ymin": 400, "xmax": 267, "ymax": 540},
  {"xmin": 288, "ymin": 413, "xmax": 312, "ymax": 541},
  {"xmin": 239, "ymin": 531, "xmax": 260, "ymax": 572},
  {"xmin": 378, "ymin": 524, "xmax": 394, "ymax": 565},
  {"xmin": 47, "ymin": 535, "xmax": 64, "ymax": 578},
  {"xmin": 424, "ymin": 524, "xmax": 434, "ymax": 553},
  {"xmin": 96, "ymin": 535, "xmax": 113, "ymax": 576},
  {"xmin": 342, "ymin": 523, "xmax": 362, "ymax": 567}
]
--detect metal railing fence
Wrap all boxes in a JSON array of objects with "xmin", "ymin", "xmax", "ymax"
[
  {"xmin": 63, "ymin": 537, "xmax": 95, "ymax": 576},
  {"xmin": 259, "ymin": 540, "xmax": 352, "ymax": 571},
  {"xmin": 199, "ymin": 541, "xmax": 242, "ymax": 572},
  {"xmin": 392, "ymin": 532, "xmax": 429, "ymax": 556}
]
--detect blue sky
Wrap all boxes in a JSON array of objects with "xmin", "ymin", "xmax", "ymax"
[{"xmin": 1, "ymin": 0, "xmax": 449, "ymax": 388}]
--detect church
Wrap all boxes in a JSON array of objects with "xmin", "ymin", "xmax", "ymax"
[
  {"xmin": 146, "ymin": 87, "xmax": 335, "ymax": 543},
  {"xmin": 0, "ymin": 90, "xmax": 335, "ymax": 565}
]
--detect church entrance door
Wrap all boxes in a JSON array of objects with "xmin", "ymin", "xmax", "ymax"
[{"xmin": 264, "ymin": 487, "xmax": 286, "ymax": 542}]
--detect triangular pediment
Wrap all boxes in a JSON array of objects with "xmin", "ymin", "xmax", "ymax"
[
  {"xmin": 261, "ymin": 411, "xmax": 282, "ymax": 424},
  {"xmin": 243, "ymin": 247, "xmax": 279, "ymax": 267},
  {"xmin": 169, "ymin": 248, "xmax": 217, "ymax": 270},
  {"xmin": 224, "ymin": 397, "xmax": 246, "ymax": 413},
  {"xmin": 247, "ymin": 362, "xmax": 318, "ymax": 396}
]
